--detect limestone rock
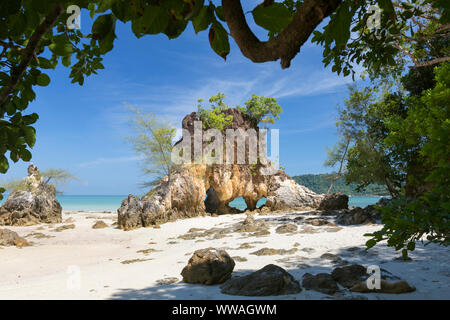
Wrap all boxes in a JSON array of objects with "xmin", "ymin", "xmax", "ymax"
[
  {"xmin": 220, "ymin": 264, "xmax": 301, "ymax": 296},
  {"xmin": 117, "ymin": 108, "xmax": 325, "ymax": 229},
  {"xmin": 181, "ymin": 248, "xmax": 235, "ymax": 285},
  {"xmin": 0, "ymin": 164, "xmax": 62, "ymax": 226},
  {"xmin": 301, "ymin": 273, "xmax": 340, "ymax": 295},
  {"xmin": 0, "ymin": 228, "xmax": 31, "ymax": 248},
  {"xmin": 318, "ymin": 192, "xmax": 349, "ymax": 210}
]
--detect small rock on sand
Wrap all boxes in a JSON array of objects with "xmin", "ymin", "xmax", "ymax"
[
  {"xmin": 275, "ymin": 223, "xmax": 298, "ymax": 234},
  {"xmin": 92, "ymin": 220, "xmax": 108, "ymax": 229},
  {"xmin": 0, "ymin": 229, "xmax": 31, "ymax": 248}
]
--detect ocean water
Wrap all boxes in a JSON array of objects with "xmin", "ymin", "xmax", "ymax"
[{"xmin": 1, "ymin": 194, "xmax": 385, "ymax": 212}]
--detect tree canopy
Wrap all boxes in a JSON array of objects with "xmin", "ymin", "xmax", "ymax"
[{"xmin": 0, "ymin": 0, "xmax": 449, "ymax": 201}]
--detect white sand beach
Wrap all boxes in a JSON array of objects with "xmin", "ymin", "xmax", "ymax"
[{"xmin": 1, "ymin": 210, "xmax": 449, "ymax": 300}]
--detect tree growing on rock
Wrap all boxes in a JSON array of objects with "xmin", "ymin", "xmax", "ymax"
[
  {"xmin": 127, "ymin": 107, "xmax": 177, "ymax": 187},
  {"xmin": 2, "ymin": 168, "xmax": 77, "ymax": 194}
]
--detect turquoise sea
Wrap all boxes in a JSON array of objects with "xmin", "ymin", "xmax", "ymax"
[{"xmin": 1, "ymin": 194, "xmax": 385, "ymax": 212}]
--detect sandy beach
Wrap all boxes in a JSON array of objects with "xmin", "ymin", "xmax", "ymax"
[{"xmin": 0, "ymin": 210, "xmax": 449, "ymax": 300}]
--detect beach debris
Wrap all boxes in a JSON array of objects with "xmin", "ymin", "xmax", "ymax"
[
  {"xmin": 120, "ymin": 258, "xmax": 152, "ymax": 264},
  {"xmin": 302, "ymin": 273, "xmax": 340, "ymax": 295},
  {"xmin": 25, "ymin": 232, "xmax": 54, "ymax": 239},
  {"xmin": 220, "ymin": 264, "xmax": 301, "ymax": 296},
  {"xmin": 92, "ymin": 220, "xmax": 108, "ymax": 229},
  {"xmin": 0, "ymin": 164, "xmax": 62, "ymax": 226},
  {"xmin": 181, "ymin": 248, "xmax": 235, "ymax": 285},
  {"xmin": 51, "ymin": 224, "xmax": 75, "ymax": 232},
  {"xmin": 0, "ymin": 229, "xmax": 31, "ymax": 248},
  {"xmin": 275, "ymin": 223, "xmax": 298, "ymax": 234},
  {"xmin": 232, "ymin": 256, "xmax": 248, "ymax": 262},
  {"xmin": 250, "ymin": 247, "xmax": 297, "ymax": 256},
  {"xmin": 156, "ymin": 277, "xmax": 179, "ymax": 285}
]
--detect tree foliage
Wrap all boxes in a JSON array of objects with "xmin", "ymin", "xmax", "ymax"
[
  {"xmin": 127, "ymin": 107, "xmax": 177, "ymax": 186},
  {"xmin": 1, "ymin": 168, "xmax": 77, "ymax": 194},
  {"xmin": 198, "ymin": 92, "xmax": 282, "ymax": 130},
  {"xmin": 0, "ymin": 0, "xmax": 448, "ymax": 201}
]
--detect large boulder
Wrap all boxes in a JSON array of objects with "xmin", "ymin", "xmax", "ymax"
[
  {"xmin": 181, "ymin": 248, "xmax": 235, "ymax": 285},
  {"xmin": 0, "ymin": 164, "xmax": 62, "ymax": 226},
  {"xmin": 337, "ymin": 206, "xmax": 376, "ymax": 225},
  {"xmin": 220, "ymin": 264, "xmax": 301, "ymax": 296},
  {"xmin": 318, "ymin": 192, "xmax": 349, "ymax": 210},
  {"xmin": 117, "ymin": 108, "xmax": 324, "ymax": 229}
]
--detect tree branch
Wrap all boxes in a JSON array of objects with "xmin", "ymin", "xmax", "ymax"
[
  {"xmin": 0, "ymin": 4, "xmax": 64, "ymax": 113},
  {"xmin": 412, "ymin": 56, "xmax": 450, "ymax": 68},
  {"xmin": 222, "ymin": 0, "xmax": 342, "ymax": 69}
]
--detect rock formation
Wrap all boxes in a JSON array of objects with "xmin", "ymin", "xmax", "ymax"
[
  {"xmin": 0, "ymin": 164, "xmax": 62, "ymax": 226},
  {"xmin": 117, "ymin": 108, "xmax": 325, "ymax": 230}
]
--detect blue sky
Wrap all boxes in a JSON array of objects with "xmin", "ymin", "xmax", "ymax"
[{"xmin": 1, "ymin": 5, "xmax": 360, "ymax": 195}]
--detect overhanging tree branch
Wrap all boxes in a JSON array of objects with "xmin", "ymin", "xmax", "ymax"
[
  {"xmin": 222, "ymin": 0, "xmax": 342, "ymax": 69},
  {"xmin": 0, "ymin": 4, "xmax": 64, "ymax": 112}
]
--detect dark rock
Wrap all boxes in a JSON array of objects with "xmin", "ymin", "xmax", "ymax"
[
  {"xmin": 302, "ymin": 273, "xmax": 340, "ymax": 295},
  {"xmin": 181, "ymin": 248, "xmax": 235, "ymax": 285},
  {"xmin": 318, "ymin": 192, "xmax": 349, "ymax": 210},
  {"xmin": 331, "ymin": 264, "xmax": 367, "ymax": 288},
  {"xmin": 220, "ymin": 264, "xmax": 301, "ymax": 296},
  {"xmin": 337, "ymin": 206, "xmax": 375, "ymax": 225}
]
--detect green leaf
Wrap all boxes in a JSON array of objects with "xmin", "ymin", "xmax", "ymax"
[
  {"xmin": 141, "ymin": 5, "xmax": 170, "ymax": 35},
  {"xmin": 49, "ymin": 35, "xmax": 74, "ymax": 57},
  {"xmin": 36, "ymin": 73, "xmax": 50, "ymax": 86},
  {"xmin": 407, "ymin": 241, "xmax": 415, "ymax": 251},
  {"xmin": 0, "ymin": 155, "xmax": 9, "ymax": 173},
  {"xmin": 62, "ymin": 55, "xmax": 71, "ymax": 67},
  {"xmin": 192, "ymin": 6, "xmax": 214, "ymax": 33},
  {"xmin": 20, "ymin": 149, "xmax": 32, "ymax": 162},
  {"xmin": 215, "ymin": 6, "xmax": 225, "ymax": 22},
  {"xmin": 92, "ymin": 14, "xmax": 115, "ymax": 40},
  {"xmin": 208, "ymin": 22, "xmax": 230, "ymax": 60},
  {"xmin": 252, "ymin": 3, "xmax": 293, "ymax": 33},
  {"xmin": 22, "ymin": 126, "xmax": 36, "ymax": 148},
  {"xmin": 366, "ymin": 239, "xmax": 377, "ymax": 249}
]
